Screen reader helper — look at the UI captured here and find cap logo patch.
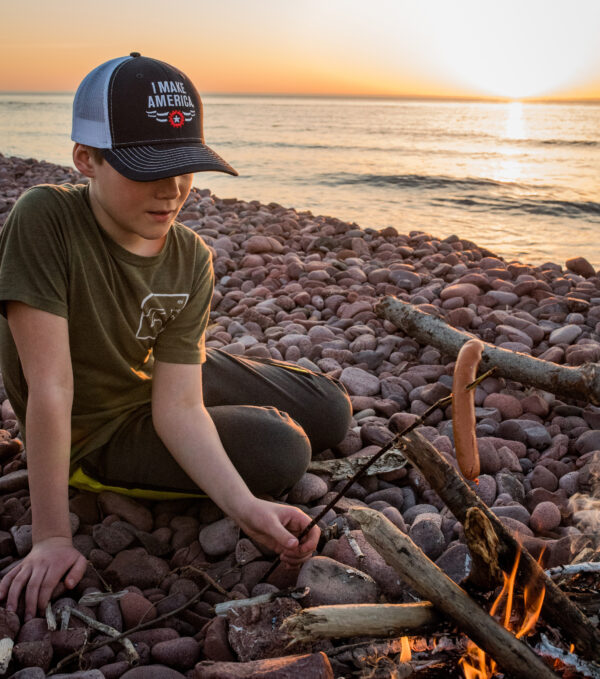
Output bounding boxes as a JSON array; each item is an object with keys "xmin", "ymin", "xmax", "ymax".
[{"xmin": 146, "ymin": 80, "xmax": 196, "ymax": 126}]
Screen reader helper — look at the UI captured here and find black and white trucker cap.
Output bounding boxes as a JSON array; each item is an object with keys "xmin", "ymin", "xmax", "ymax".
[{"xmin": 71, "ymin": 52, "xmax": 237, "ymax": 181}]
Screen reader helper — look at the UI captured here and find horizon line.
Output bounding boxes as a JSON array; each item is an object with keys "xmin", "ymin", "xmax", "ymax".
[{"xmin": 1, "ymin": 90, "xmax": 599, "ymax": 104}]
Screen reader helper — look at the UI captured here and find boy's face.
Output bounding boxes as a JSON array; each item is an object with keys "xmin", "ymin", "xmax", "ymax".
[{"xmin": 74, "ymin": 144, "xmax": 193, "ymax": 256}]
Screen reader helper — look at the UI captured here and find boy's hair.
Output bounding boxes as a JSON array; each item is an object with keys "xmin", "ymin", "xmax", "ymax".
[{"xmin": 84, "ymin": 146, "xmax": 104, "ymax": 164}]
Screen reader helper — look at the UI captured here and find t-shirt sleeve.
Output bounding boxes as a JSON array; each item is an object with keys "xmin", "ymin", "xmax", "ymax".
[
  {"xmin": 152, "ymin": 242, "xmax": 214, "ymax": 364},
  {"xmin": 0, "ymin": 186, "xmax": 69, "ymax": 319}
]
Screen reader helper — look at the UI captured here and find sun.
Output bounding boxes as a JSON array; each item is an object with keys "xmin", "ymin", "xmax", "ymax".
[{"xmin": 409, "ymin": 0, "xmax": 600, "ymax": 99}]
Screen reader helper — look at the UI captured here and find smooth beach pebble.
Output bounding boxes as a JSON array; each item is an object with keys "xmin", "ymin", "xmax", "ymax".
[{"xmin": 530, "ymin": 501, "xmax": 562, "ymax": 533}]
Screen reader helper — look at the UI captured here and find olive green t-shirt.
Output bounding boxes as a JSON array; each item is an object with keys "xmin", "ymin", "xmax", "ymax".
[{"xmin": 0, "ymin": 183, "xmax": 213, "ymax": 465}]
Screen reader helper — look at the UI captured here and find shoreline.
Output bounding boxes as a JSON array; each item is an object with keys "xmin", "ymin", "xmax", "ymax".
[{"xmin": 1, "ymin": 152, "xmax": 600, "ymax": 676}]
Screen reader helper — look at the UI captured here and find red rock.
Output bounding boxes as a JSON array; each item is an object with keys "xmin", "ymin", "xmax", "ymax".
[
  {"xmin": 13, "ymin": 637, "xmax": 53, "ymax": 672},
  {"xmin": 199, "ymin": 518, "xmax": 239, "ymax": 557},
  {"xmin": 98, "ymin": 595, "xmax": 124, "ymax": 632},
  {"xmin": 530, "ymin": 465, "xmax": 558, "ymax": 491},
  {"xmin": 120, "ymin": 666, "xmax": 187, "ymax": 678},
  {"xmin": 203, "ymin": 616, "xmax": 236, "ymax": 662},
  {"xmin": 566, "ymin": 256, "xmax": 595, "ymax": 278},
  {"xmin": 235, "ymin": 538, "xmax": 262, "ymax": 566},
  {"xmin": 193, "ymin": 652, "xmax": 334, "ymax": 678},
  {"xmin": 50, "ymin": 628, "xmax": 87, "ymax": 656},
  {"xmin": 333, "ymin": 530, "xmax": 405, "ymax": 599},
  {"xmin": 297, "ymin": 556, "xmax": 379, "ymax": 606},
  {"xmin": 127, "ymin": 628, "xmax": 180, "ymax": 646},
  {"xmin": 483, "ymin": 393, "xmax": 523, "ymax": 419},
  {"xmin": 119, "ymin": 592, "xmax": 157, "ymax": 628},
  {"xmin": 530, "ymin": 501, "xmax": 561, "ymax": 533},
  {"xmin": 0, "ymin": 606, "xmax": 20, "ymax": 639},
  {"xmin": 98, "ymin": 491, "xmax": 153, "ymax": 532},
  {"xmin": 287, "ymin": 473, "xmax": 328, "ymax": 504},
  {"xmin": 104, "ymin": 549, "xmax": 170, "ymax": 589},
  {"xmin": 92, "ymin": 522, "xmax": 135, "ymax": 554},
  {"xmin": 151, "ymin": 636, "xmax": 200, "ymax": 670},
  {"xmin": 98, "ymin": 661, "xmax": 131, "ymax": 679}
]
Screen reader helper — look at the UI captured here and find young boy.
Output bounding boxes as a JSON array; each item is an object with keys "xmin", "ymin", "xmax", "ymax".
[{"xmin": 0, "ymin": 53, "xmax": 351, "ymax": 620}]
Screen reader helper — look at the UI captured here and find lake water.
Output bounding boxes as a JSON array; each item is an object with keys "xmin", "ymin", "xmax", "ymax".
[{"xmin": 1, "ymin": 93, "xmax": 599, "ymax": 268}]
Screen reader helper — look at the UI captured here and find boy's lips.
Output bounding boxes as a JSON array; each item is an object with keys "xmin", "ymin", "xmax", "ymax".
[{"xmin": 147, "ymin": 209, "xmax": 174, "ymax": 222}]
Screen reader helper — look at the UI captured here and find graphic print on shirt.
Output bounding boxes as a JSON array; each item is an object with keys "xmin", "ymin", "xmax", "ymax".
[{"xmin": 136, "ymin": 292, "xmax": 189, "ymax": 340}]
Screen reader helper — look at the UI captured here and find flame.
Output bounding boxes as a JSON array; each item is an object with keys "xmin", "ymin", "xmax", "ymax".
[
  {"xmin": 460, "ymin": 547, "xmax": 546, "ymax": 678},
  {"xmin": 400, "ymin": 636, "xmax": 412, "ymax": 663}
]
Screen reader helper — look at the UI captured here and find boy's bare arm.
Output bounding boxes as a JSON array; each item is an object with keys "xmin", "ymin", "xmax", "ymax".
[
  {"xmin": 0, "ymin": 303, "xmax": 87, "ymax": 619},
  {"xmin": 152, "ymin": 360, "xmax": 319, "ymax": 566}
]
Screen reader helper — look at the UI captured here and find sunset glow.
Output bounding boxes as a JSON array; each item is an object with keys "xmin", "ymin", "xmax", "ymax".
[{"xmin": 1, "ymin": 0, "xmax": 599, "ymax": 99}]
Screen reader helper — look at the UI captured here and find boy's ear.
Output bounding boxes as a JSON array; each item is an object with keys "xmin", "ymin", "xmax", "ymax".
[{"xmin": 72, "ymin": 144, "xmax": 97, "ymax": 178}]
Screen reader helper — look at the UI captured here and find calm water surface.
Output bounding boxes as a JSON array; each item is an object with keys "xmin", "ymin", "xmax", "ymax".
[{"xmin": 1, "ymin": 93, "xmax": 599, "ymax": 268}]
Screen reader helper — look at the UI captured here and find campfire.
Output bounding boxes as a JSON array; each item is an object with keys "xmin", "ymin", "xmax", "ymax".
[{"xmin": 281, "ymin": 310, "xmax": 600, "ymax": 678}]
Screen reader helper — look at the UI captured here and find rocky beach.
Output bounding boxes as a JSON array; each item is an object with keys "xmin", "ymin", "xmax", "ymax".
[{"xmin": 0, "ymin": 152, "xmax": 599, "ymax": 678}]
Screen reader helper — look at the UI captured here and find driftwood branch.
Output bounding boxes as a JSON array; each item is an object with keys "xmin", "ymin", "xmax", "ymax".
[
  {"xmin": 349, "ymin": 507, "xmax": 559, "ymax": 679},
  {"xmin": 463, "ymin": 506, "xmax": 503, "ymax": 590},
  {"xmin": 68, "ymin": 608, "xmax": 138, "ymax": 664},
  {"xmin": 282, "ymin": 602, "xmax": 439, "ymax": 643},
  {"xmin": 401, "ymin": 429, "xmax": 600, "ymax": 661},
  {"xmin": 376, "ymin": 296, "xmax": 600, "ymax": 405}
]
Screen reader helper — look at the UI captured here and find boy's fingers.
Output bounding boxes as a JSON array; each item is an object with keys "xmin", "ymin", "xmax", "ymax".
[
  {"xmin": 65, "ymin": 554, "xmax": 88, "ymax": 590},
  {"xmin": 6, "ymin": 565, "xmax": 29, "ymax": 612}
]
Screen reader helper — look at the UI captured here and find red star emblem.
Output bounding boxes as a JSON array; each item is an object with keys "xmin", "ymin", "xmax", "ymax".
[{"xmin": 168, "ymin": 110, "xmax": 184, "ymax": 128}]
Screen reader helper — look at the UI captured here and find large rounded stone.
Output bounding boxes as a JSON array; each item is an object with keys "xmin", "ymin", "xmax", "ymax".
[
  {"xmin": 339, "ymin": 367, "xmax": 380, "ymax": 396},
  {"xmin": 297, "ymin": 556, "xmax": 379, "ymax": 606}
]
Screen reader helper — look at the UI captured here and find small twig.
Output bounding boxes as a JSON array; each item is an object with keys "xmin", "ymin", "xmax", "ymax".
[
  {"xmin": 68, "ymin": 608, "xmax": 139, "ymax": 664},
  {"xmin": 343, "ymin": 523, "xmax": 365, "ymax": 560},
  {"xmin": 60, "ymin": 608, "xmax": 71, "ymax": 631},
  {"xmin": 78, "ymin": 589, "xmax": 130, "ymax": 606},
  {"xmin": 261, "ymin": 368, "xmax": 496, "ymax": 581},
  {"xmin": 45, "ymin": 602, "xmax": 57, "ymax": 631},
  {"xmin": 546, "ymin": 562, "xmax": 600, "ymax": 580},
  {"xmin": 214, "ymin": 585, "xmax": 308, "ymax": 615},
  {"xmin": 177, "ymin": 565, "xmax": 235, "ymax": 598},
  {"xmin": 47, "ymin": 583, "xmax": 210, "ymax": 675}
]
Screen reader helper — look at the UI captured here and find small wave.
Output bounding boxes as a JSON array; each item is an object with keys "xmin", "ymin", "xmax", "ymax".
[
  {"xmin": 434, "ymin": 195, "xmax": 600, "ymax": 219},
  {"xmin": 319, "ymin": 172, "xmax": 532, "ymax": 192}
]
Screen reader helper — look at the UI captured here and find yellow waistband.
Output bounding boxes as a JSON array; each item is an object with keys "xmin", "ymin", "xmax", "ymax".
[{"xmin": 69, "ymin": 467, "xmax": 207, "ymax": 500}]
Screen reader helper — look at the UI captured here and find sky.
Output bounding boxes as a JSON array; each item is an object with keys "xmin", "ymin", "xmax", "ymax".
[{"xmin": 1, "ymin": 0, "xmax": 600, "ymax": 100}]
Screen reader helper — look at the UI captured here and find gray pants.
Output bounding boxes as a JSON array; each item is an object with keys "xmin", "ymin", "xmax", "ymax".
[{"xmin": 81, "ymin": 349, "xmax": 352, "ymax": 497}]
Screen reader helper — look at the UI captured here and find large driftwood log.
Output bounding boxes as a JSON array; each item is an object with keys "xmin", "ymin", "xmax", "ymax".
[
  {"xmin": 376, "ymin": 296, "xmax": 600, "ymax": 405},
  {"xmin": 349, "ymin": 507, "xmax": 559, "ymax": 679},
  {"xmin": 282, "ymin": 602, "xmax": 439, "ymax": 643},
  {"xmin": 401, "ymin": 429, "xmax": 600, "ymax": 661}
]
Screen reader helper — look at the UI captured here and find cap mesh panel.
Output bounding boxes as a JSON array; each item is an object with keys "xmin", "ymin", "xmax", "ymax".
[{"xmin": 71, "ymin": 56, "xmax": 131, "ymax": 147}]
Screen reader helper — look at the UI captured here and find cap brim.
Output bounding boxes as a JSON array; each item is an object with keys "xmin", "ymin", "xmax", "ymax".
[{"xmin": 102, "ymin": 143, "xmax": 238, "ymax": 181}]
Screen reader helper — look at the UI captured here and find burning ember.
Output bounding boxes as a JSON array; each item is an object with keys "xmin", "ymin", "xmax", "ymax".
[{"xmin": 460, "ymin": 548, "xmax": 546, "ymax": 678}]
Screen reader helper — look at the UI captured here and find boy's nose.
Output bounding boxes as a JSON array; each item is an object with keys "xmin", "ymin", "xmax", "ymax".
[{"xmin": 154, "ymin": 176, "xmax": 180, "ymax": 199}]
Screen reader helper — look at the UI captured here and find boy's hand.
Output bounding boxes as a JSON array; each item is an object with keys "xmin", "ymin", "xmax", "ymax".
[
  {"xmin": 232, "ymin": 498, "xmax": 320, "ymax": 569},
  {"xmin": 0, "ymin": 537, "xmax": 87, "ymax": 621}
]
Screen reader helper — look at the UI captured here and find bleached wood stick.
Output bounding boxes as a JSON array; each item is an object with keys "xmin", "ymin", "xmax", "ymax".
[
  {"xmin": 349, "ymin": 507, "xmax": 559, "ymax": 679},
  {"xmin": 282, "ymin": 602, "xmax": 439, "ymax": 642},
  {"xmin": 401, "ymin": 429, "xmax": 600, "ymax": 661},
  {"xmin": 545, "ymin": 562, "xmax": 600, "ymax": 580},
  {"xmin": 68, "ymin": 608, "xmax": 138, "ymax": 664},
  {"xmin": 0, "ymin": 638, "xmax": 14, "ymax": 675},
  {"xmin": 376, "ymin": 296, "xmax": 600, "ymax": 405}
]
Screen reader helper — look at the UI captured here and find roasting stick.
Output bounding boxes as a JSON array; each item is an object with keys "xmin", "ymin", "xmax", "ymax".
[{"xmin": 261, "ymin": 368, "xmax": 494, "ymax": 581}]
